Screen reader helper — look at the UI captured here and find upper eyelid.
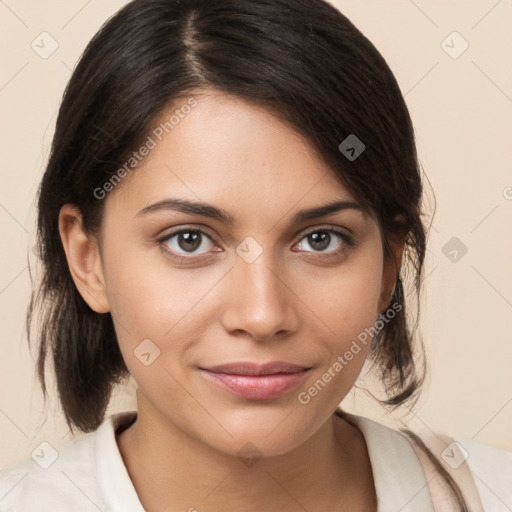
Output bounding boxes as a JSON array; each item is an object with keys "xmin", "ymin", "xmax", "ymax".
[{"xmin": 299, "ymin": 225, "xmax": 351, "ymax": 237}]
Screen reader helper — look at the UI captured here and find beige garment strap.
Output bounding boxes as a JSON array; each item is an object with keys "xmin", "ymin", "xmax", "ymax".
[{"xmin": 406, "ymin": 431, "xmax": 485, "ymax": 512}]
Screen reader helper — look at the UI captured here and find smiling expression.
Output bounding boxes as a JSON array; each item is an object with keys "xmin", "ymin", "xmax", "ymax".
[{"xmin": 63, "ymin": 89, "xmax": 400, "ymax": 457}]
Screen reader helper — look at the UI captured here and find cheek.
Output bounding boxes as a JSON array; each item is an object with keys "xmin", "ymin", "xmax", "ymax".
[
  {"xmin": 298, "ymin": 250, "xmax": 384, "ymax": 344},
  {"xmin": 334, "ymin": 271, "xmax": 383, "ymax": 348},
  {"xmin": 102, "ymin": 243, "xmax": 219, "ymax": 372},
  {"xmin": 103, "ymin": 238, "xmax": 195, "ymax": 331},
  {"xmin": 294, "ymin": 250, "xmax": 384, "ymax": 389},
  {"xmin": 102, "ymin": 255, "xmax": 200, "ymax": 410}
]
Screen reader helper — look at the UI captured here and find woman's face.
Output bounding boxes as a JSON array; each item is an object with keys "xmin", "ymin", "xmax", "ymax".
[{"xmin": 67, "ymin": 90, "xmax": 400, "ymax": 457}]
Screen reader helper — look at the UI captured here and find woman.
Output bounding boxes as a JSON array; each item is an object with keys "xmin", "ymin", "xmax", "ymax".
[{"xmin": 0, "ymin": 0, "xmax": 510, "ymax": 510}]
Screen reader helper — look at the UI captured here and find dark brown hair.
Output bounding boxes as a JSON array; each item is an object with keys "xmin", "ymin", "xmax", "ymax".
[{"xmin": 27, "ymin": 0, "xmax": 467, "ymax": 509}]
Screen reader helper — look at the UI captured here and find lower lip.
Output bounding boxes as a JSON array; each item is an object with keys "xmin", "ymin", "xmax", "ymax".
[{"xmin": 200, "ymin": 369, "xmax": 310, "ymax": 400}]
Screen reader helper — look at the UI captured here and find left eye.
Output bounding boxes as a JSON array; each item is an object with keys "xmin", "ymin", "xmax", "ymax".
[{"xmin": 295, "ymin": 229, "xmax": 348, "ymax": 254}]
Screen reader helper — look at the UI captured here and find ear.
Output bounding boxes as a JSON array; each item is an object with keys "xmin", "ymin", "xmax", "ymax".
[
  {"xmin": 378, "ymin": 215, "xmax": 408, "ymax": 315},
  {"xmin": 58, "ymin": 204, "xmax": 110, "ymax": 313}
]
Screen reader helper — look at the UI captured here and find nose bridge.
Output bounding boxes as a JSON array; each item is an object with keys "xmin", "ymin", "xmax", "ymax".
[{"xmin": 221, "ymin": 240, "xmax": 297, "ymax": 340}]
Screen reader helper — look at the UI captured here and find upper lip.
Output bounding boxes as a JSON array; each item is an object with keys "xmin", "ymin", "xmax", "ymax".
[{"xmin": 201, "ymin": 361, "xmax": 311, "ymax": 376}]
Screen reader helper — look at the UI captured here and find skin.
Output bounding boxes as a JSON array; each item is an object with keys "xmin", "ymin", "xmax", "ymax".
[{"xmin": 59, "ymin": 89, "xmax": 404, "ymax": 511}]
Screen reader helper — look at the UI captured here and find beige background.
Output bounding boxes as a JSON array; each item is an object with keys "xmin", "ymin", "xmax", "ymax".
[{"xmin": 1, "ymin": 0, "xmax": 511, "ymax": 469}]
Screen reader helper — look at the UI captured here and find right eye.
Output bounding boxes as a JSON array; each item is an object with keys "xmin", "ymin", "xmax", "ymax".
[{"xmin": 157, "ymin": 227, "xmax": 219, "ymax": 260}]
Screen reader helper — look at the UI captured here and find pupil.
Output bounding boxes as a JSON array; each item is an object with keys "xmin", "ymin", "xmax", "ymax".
[
  {"xmin": 179, "ymin": 232, "xmax": 201, "ymax": 252},
  {"xmin": 309, "ymin": 231, "xmax": 329, "ymax": 251}
]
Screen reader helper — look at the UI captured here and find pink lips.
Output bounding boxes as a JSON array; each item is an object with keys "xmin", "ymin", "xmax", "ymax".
[{"xmin": 199, "ymin": 361, "xmax": 311, "ymax": 400}]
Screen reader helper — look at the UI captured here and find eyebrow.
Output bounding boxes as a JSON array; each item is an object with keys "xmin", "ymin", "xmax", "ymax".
[{"xmin": 136, "ymin": 197, "xmax": 368, "ymax": 224}]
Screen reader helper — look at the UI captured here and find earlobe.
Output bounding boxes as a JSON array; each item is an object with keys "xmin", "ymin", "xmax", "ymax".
[{"xmin": 58, "ymin": 204, "xmax": 110, "ymax": 313}]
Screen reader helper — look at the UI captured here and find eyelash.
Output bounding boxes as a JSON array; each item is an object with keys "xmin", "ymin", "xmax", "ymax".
[{"xmin": 156, "ymin": 225, "xmax": 354, "ymax": 262}]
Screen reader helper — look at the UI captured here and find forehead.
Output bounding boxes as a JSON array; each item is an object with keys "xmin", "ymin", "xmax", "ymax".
[{"xmin": 103, "ymin": 90, "xmax": 362, "ymax": 223}]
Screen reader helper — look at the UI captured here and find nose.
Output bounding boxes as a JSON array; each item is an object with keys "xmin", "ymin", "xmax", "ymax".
[{"xmin": 220, "ymin": 252, "xmax": 299, "ymax": 342}]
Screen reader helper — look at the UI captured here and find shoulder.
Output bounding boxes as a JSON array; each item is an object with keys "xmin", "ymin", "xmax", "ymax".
[
  {"xmin": 341, "ymin": 411, "xmax": 512, "ymax": 512},
  {"xmin": 0, "ymin": 427, "xmax": 103, "ymax": 511},
  {"xmin": 456, "ymin": 437, "xmax": 512, "ymax": 510},
  {"xmin": 0, "ymin": 410, "xmax": 140, "ymax": 512},
  {"xmin": 340, "ymin": 412, "xmax": 437, "ymax": 511}
]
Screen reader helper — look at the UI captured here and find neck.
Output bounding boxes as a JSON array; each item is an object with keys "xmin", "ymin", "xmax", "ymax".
[{"xmin": 116, "ymin": 392, "xmax": 376, "ymax": 512}]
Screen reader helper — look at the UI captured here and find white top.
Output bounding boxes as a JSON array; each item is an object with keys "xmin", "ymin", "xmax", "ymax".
[{"xmin": 1, "ymin": 410, "xmax": 511, "ymax": 511}]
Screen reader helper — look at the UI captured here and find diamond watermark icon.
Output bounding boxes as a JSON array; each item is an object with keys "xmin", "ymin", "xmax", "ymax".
[
  {"xmin": 31, "ymin": 31, "xmax": 59, "ymax": 59},
  {"xmin": 236, "ymin": 236, "xmax": 263, "ymax": 264},
  {"xmin": 442, "ymin": 237, "xmax": 468, "ymax": 263},
  {"xmin": 134, "ymin": 338, "xmax": 161, "ymax": 366},
  {"xmin": 441, "ymin": 31, "xmax": 469, "ymax": 59},
  {"xmin": 339, "ymin": 134, "xmax": 365, "ymax": 161},
  {"xmin": 31, "ymin": 441, "xmax": 59, "ymax": 469},
  {"xmin": 237, "ymin": 441, "xmax": 262, "ymax": 468},
  {"xmin": 441, "ymin": 441, "xmax": 469, "ymax": 469}
]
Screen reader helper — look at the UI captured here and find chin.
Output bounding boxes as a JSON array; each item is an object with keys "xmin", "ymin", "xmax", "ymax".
[{"xmin": 196, "ymin": 407, "xmax": 314, "ymax": 458}]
